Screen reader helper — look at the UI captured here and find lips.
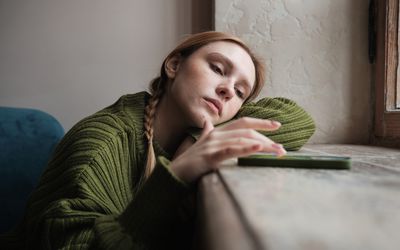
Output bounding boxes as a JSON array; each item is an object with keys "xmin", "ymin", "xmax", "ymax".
[{"xmin": 204, "ymin": 97, "xmax": 222, "ymax": 116}]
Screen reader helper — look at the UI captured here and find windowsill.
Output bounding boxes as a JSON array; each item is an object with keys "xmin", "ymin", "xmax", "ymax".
[{"xmin": 195, "ymin": 144, "xmax": 400, "ymax": 250}]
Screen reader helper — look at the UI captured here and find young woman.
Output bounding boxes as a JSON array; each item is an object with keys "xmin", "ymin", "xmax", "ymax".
[{"xmin": 1, "ymin": 31, "xmax": 315, "ymax": 249}]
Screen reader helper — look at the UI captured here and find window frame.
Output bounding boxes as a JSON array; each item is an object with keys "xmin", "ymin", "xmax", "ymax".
[{"xmin": 373, "ymin": 0, "xmax": 400, "ymax": 146}]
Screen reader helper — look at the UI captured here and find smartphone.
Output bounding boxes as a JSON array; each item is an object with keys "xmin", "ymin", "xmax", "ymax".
[{"xmin": 238, "ymin": 154, "xmax": 351, "ymax": 169}]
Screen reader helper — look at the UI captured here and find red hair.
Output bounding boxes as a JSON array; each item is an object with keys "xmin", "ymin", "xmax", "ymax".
[{"xmin": 144, "ymin": 31, "xmax": 265, "ymax": 177}]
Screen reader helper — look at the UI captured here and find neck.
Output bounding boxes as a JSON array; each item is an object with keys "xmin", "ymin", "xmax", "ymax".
[{"xmin": 153, "ymin": 93, "xmax": 188, "ymax": 155}]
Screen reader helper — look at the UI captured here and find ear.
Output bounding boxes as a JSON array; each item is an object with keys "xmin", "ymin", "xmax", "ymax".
[{"xmin": 164, "ymin": 54, "xmax": 181, "ymax": 79}]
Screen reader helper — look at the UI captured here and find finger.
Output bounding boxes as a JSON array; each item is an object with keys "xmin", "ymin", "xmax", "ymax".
[
  {"xmin": 206, "ymin": 128, "xmax": 272, "ymax": 143},
  {"xmin": 268, "ymin": 143, "xmax": 287, "ymax": 157},
  {"xmin": 209, "ymin": 142, "xmax": 287, "ymax": 164},
  {"xmin": 199, "ymin": 119, "xmax": 214, "ymax": 140},
  {"xmin": 210, "ymin": 143, "xmax": 263, "ymax": 164},
  {"xmin": 207, "ymin": 135, "xmax": 287, "ymax": 157},
  {"xmin": 207, "ymin": 136, "xmax": 264, "ymax": 149},
  {"xmin": 217, "ymin": 117, "xmax": 281, "ymax": 132}
]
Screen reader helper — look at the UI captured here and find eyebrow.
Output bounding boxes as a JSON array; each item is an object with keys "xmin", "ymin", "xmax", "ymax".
[{"xmin": 207, "ymin": 52, "xmax": 252, "ymax": 92}]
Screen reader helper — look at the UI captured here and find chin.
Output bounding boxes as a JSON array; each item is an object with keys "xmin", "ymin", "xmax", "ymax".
[{"xmin": 191, "ymin": 111, "xmax": 216, "ymax": 128}]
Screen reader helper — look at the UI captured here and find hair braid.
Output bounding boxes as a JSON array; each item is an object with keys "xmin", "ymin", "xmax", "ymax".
[{"xmin": 143, "ymin": 78, "xmax": 164, "ymax": 178}]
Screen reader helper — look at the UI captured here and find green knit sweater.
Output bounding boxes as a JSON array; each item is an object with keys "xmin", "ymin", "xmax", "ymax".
[{"xmin": 1, "ymin": 92, "xmax": 315, "ymax": 249}]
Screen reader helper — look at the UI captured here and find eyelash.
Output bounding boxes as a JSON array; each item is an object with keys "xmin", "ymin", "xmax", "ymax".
[
  {"xmin": 211, "ymin": 64, "xmax": 224, "ymax": 76},
  {"xmin": 211, "ymin": 63, "xmax": 245, "ymax": 99},
  {"xmin": 235, "ymin": 88, "xmax": 245, "ymax": 99}
]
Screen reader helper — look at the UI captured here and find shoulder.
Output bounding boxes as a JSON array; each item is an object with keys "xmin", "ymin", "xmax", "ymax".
[
  {"xmin": 53, "ymin": 92, "xmax": 151, "ymax": 161},
  {"xmin": 100, "ymin": 91, "xmax": 150, "ymax": 130}
]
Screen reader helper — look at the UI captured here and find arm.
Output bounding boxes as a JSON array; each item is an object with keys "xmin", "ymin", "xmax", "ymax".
[
  {"xmin": 236, "ymin": 97, "xmax": 315, "ymax": 150},
  {"xmin": 20, "ymin": 114, "xmax": 190, "ymax": 249},
  {"xmin": 183, "ymin": 97, "xmax": 315, "ymax": 153}
]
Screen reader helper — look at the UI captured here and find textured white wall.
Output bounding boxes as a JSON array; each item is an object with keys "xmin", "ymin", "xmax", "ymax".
[
  {"xmin": 0, "ymin": 0, "xmax": 191, "ymax": 131},
  {"xmin": 215, "ymin": 0, "xmax": 371, "ymax": 143}
]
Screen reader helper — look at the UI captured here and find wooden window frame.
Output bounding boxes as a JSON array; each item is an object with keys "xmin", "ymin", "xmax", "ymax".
[
  {"xmin": 192, "ymin": 0, "xmax": 214, "ymax": 33},
  {"xmin": 373, "ymin": 0, "xmax": 400, "ymax": 147}
]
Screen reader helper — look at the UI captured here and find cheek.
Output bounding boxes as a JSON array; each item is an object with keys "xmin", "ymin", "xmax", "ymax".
[
  {"xmin": 184, "ymin": 61, "xmax": 215, "ymax": 86},
  {"xmin": 223, "ymin": 101, "xmax": 243, "ymax": 120}
]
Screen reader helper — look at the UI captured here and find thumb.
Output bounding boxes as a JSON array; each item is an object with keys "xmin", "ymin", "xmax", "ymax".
[{"xmin": 199, "ymin": 119, "xmax": 214, "ymax": 140}]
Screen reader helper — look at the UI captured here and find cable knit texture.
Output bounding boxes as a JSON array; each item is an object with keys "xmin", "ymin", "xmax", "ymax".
[
  {"xmin": 236, "ymin": 97, "xmax": 315, "ymax": 150},
  {"xmin": 0, "ymin": 92, "xmax": 315, "ymax": 249}
]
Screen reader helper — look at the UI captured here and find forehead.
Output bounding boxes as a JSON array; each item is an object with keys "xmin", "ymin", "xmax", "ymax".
[{"xmin": 193, "ymin": 41, "xmax": 256, "ymax": 87}]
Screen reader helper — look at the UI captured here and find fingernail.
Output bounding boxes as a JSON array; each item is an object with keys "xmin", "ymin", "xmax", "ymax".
[
  {"xmin": 271, "ymin": 120, "xmax": 281, "ymax": 126},
  {"xmin": 272, "ymin": 143, "xmax": 283, "ymax": 149}
]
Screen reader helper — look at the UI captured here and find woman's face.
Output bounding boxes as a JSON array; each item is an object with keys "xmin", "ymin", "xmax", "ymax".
[{"xmin": 166, "ymin": 41, "xmax": 256, "ymax": 128}]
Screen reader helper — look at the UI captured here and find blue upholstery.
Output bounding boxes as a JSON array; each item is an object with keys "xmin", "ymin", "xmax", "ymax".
[{"xmin": 0, "ymin": 107, "xmax": 64, "ymax": 233}]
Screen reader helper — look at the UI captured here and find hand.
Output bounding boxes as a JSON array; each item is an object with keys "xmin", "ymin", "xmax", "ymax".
[
  {"xmin": 169, "ymin": 117, "xmax": 286, "ymax": 183},
  {"xmin": 172, "ymin": 136, "xmax": 196, "ymax": 160}
]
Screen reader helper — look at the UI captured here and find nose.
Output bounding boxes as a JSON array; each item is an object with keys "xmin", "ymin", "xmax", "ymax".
[{"xmin": 216, "ymin": 82, "xmax": 234, "ymax": 101}]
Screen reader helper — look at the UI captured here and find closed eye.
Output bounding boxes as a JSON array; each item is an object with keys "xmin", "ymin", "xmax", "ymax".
[
  {"xmin": 235, "ymin": 88, "xmax": 244, "ymax": 99},
  {"xmin": 210, "ymin": 63, "xmax": 224, "ymax": 76}
]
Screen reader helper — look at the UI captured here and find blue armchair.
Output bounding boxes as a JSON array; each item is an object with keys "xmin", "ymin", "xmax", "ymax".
[{"xmin": 0, "ymin": 107, "xmax": 64, "ymax": 233}]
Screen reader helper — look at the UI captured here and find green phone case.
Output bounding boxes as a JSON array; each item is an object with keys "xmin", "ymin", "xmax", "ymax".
[{"xmin": 238, "ymin": 154, "xmax": 351, "ymax": 169}]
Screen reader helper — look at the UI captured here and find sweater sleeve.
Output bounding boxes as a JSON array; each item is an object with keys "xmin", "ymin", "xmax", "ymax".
[
  {"xmin": 18, "ymin": 114, "xmax": 190, "ymax": 249},
  {"xmin": 235, "ymin": 97, "xmax": 315, "ymax": 150},
  {"xmin": 186, "ymin": 97, "xmax": 315, "ymax": 151}
]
